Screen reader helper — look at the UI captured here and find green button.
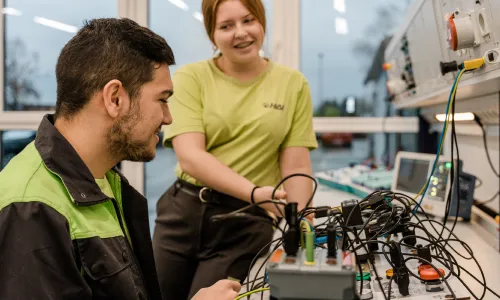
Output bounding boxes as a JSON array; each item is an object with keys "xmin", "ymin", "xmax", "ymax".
[{"xmin": 356, "ymin": 272, "xmax": 371, "ymax": 281}]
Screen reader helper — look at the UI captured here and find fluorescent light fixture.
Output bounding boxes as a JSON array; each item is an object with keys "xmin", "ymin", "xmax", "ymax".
[
  {"xmin": 33, "ymin": 16, "xmax": 78, "ymax": 33},
  {"xmin": 193, "ymin": 11, "xmax": 203, "ymax": 22},
  {"xmin": 435, "ymin": 112, "xmax": 475, "ymax": 122},
  {"xmin": 333, "ymin": 0, "xmax": 346, "ymax": 13},
  {"xmin": 168, "ymin": 0, "xmax": 189, "ymax": 11},
  {"xmin": 2, "ymin": 7, "xmax": 22, "ymax": 16},
  {"xmin": 335, "ymin": 17, "xmax": 348, "ymax": 35}
]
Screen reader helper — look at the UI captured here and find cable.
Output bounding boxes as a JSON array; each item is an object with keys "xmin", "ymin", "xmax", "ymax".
[
  {"xmin": 271, "ymin": 173, "xmax": 318, "ymax": 222},
  {"xmin": 245, "ymin": 237, "xmax": 283, "ymax": 295},
  {"xmin": 439, "ymin": 88, "xmax": 461, "ymax": 251},
  {"xmin": 234, "ymin": 288, "xmax": 270, "ymax": 300},
  {"xmin": 348, "ymin": 191, "xmax": 500, "ymax": 299},
  {"xmin": 412, "ymin": 67, "xmax": 465, "ymax": 215},
  {"xmin": 217, "ymin": 167, "xmax": 498, "ymax": 299},
  {"xmin": 474, "ymin": 115, "xmax": 499, "ymax": 177}
]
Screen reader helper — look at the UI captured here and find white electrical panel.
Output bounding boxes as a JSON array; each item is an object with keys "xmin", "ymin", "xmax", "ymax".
[{"xmin": 384, "ymin": 0, "xmax": 500, "ymax": 109}]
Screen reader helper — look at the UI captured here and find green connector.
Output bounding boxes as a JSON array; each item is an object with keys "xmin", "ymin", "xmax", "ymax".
[
  {"xmin": 305, "ymin": 231, "xmax": 315, "ymax": 264},
  {"xmin": 356, "ymin": 272, "xmax": 371, "ymax": 281}
]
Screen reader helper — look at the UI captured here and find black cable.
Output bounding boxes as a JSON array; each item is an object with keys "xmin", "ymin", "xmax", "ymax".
[
  {"xmin": 345, "ymin": 232, "xmax": 391, "ymax": 300},
  {"xmin": 271, "ymin": 173, "xmax": 318, "ymax": 222},
  {"xmin": 397, "ymin": 229, "xmax": 495, "ymax": 299},
  {"xmin": 242, "ymin": 276, "xmax": 265, "ymax": 287},
  {"xmin": 350, "ymin": 249, "xmax": 364, "ymax": 296},
  {"xmin": 474, "ymin": 115, "xmax": 499, "ymax": 177},
  {"xmin": 397, "ymin": 236, "xmax": 454, "ymax": 281},
  {"xmin": 245, "ymin": 237, "xmax": 282, "ymax": 297},
  {"xmin": 412, "ymin": 219, "xmax": 473, "ymax": 260},
  {"xmin": 350, "ymin": 203, "xmax": 497, "ymax": 299},
  {"xmin": 432, "ymin": 255, "xmax": 500, "ymax": 299},
  {"xmin": 345, "ymin": 204, "xmax": 398, "ymax": 250},
  {"xmin": 439, "ymin": 97, "xmax": 461, "ymax": 254},
  {"xmin": 368, "ymin": 259, "xmax": 388, "ymax": 300},
  {"xmin": 398, "ymin": 194, "xmax": 465, "ymax": 256}
]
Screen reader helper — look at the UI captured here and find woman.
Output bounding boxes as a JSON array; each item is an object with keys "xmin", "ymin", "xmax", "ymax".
[{"xmin": 153, "ymin": 0, "xmax": 318, "ymax": 299}]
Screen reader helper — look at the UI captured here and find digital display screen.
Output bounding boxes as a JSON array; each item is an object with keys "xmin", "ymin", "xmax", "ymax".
[{"xmin": 396, "ymin": 158, "xmax": 430, "ymax": 194}]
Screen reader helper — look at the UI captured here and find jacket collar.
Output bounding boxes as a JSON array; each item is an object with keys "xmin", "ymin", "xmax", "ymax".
[{"xmin": 35, "ymin": 114, "xmax": 119, "ymax": 206}]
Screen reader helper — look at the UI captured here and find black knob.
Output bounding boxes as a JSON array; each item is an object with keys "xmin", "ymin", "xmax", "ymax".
[
  {"xmin": 440, "ymin": 61, "xmax": 459, "ymax": 76},
  {"xmin": 327, "ymin": 225, "xmax": 337, "ymax": 258}
]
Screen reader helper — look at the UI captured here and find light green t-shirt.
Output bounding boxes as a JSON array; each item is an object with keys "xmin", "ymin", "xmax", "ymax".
[
  {"xmin": 95, "ymin": 177, "xmax": 131, "ymax": 246},
  {"xmin": 163, "ymin": 58, "xmax": 318, "ymax": 187},
  {"xmin": 95, "ymin": 177, "xmax": 115, "ymax": 200}
]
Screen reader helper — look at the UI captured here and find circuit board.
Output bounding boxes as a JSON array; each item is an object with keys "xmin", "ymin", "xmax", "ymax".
[{"xmin": 370, "ymin": 251, "xmax": 471, "ymax": 300}]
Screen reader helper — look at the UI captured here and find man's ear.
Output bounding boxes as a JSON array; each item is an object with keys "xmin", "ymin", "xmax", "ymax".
[{"xmin": 102, "ymin": 79, "xmax": 129, "ymax": 118}]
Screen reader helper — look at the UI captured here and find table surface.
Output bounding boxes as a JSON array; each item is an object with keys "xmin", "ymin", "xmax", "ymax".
[{"xmin": 245, "ymin": 186, "xmax": 500, "ymax": 300}]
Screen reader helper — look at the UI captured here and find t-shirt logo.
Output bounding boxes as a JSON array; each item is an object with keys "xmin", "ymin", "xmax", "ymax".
[{"xmin": 263, "ymin": 103, "xmax": 284, "ymax": 110}]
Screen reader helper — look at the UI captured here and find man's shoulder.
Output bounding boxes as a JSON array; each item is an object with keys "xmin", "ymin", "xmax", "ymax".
[{"xmin": 0, "ymin": 143, "xmax": 69, "ymax": 211}]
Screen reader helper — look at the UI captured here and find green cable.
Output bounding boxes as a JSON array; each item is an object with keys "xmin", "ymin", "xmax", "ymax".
[{"xmin": 234, "ymin": 288, "xmax": 270, "ymax": 300}]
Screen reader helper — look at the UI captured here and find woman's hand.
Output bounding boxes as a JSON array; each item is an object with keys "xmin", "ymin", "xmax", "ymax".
[{"xmin": 252, "ymin": 186, "xmax": 287, "ymax": 217}]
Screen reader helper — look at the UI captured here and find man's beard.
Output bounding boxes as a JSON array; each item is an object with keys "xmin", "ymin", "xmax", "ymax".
[{"xmin": 107, "ymin": 105, "xmax": 155, "ymax": 162}]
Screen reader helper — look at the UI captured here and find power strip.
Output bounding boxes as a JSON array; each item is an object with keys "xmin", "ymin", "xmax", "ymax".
[
  {"xmin": 266, "ymin": 243, "xmax": 471, "ymax": 300},
  {"xmin": 266, "ymin": 248, "xmax": 358, "ymax": 300}
]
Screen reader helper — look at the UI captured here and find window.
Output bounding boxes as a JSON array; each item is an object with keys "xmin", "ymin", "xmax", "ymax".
[
  {"xmin": 312, "ymin": 133, "xmax": 373, "ymax": 172},
  {"xmin": 3, "ymin": 0, "xmax": 117, "ymax": 111},
  {"xmin": 146, "ymin": 0, "xmax": 274, "ymax": 232},
  {"xmin": 1, "ymin": 130, "xmax": 36, "ymax": 168},
  {"xmin": 301, "ymin": 0, "xmax": 415, "ymax": 173}
]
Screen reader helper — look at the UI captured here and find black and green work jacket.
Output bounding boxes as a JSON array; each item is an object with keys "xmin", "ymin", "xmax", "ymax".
[{"xmin": 0, "ymin": 114, "xmax": 162, "ymax": 300}]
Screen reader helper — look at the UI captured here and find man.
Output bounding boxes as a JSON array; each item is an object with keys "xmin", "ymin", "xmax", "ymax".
[{"xmin": 0, "ymin": 18, "xmax": 240, "ymax": 300}]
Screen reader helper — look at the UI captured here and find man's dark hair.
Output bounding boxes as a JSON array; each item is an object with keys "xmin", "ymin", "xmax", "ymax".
[{"xmin": 55, "ymin": 18, "xmax": 175, "ymax": 119}]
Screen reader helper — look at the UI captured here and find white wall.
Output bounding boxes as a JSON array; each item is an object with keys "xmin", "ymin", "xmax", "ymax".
[{"xmin": 456, "ymin": 134, "xmax": 499, "ymax": 213}]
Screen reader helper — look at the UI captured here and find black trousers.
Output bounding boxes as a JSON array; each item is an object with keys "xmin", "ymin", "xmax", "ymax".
[{"xmin": 152, "ymin": 179, "xmax": 274, "ymax": 300}]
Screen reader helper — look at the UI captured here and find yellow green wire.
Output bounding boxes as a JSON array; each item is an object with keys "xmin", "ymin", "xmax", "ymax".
[
  {"xmin": 413, "ymin": 68, "xmax": 465, "ymax": 201},
  {"xmin": 234, "ymin": 287, "xmax": 270, "ymax": 300},
  {"xmin": 299, "ymin": 219, "xmax": 313, "ymax": 248}
]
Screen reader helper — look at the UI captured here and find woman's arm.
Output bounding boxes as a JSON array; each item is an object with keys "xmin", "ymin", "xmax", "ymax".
[
  {"xmin": 279, "ymin": 146, "xmax": 314, "ymax": 214},
  {"xmin": 172, "ymin": 133, "xmax": 286, "ymax": 211},
  {"xmin": 173, "ymin": 132, "xmax": 255, "ymax": 202}
]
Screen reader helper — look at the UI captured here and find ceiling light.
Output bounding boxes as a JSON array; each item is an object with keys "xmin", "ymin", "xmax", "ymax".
[
  {"xmin": 2, "ymin": 7, "xmax": 22, "ymax": 16},
  {"xmin": 333, "ymin": 0, "xmax": 346, "ymax": 13},
  {"xmin": 193, "ymin": 11, "xmax": 203, "ymax": 22},
  {"xmin": 435, "ymin": 112, "xmax": 475, "ymax": 122},
  {"xmin": 33, "ymin": 17, "xmax": 78, "ymax": 33},
  {"xmin": 335, "ymin": 17, "xmax": 348, "ymax": 35},
  {"xmin": 168, "ymin": 0, "xmax": 189, "ymax": 11}
]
